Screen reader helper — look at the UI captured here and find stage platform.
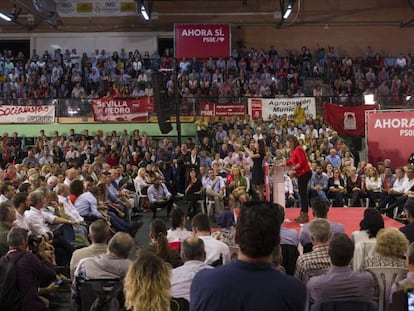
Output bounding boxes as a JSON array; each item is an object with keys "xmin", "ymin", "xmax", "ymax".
[{"xmin": 284, "ymin": 208, "xmax": 404, "ymax": 236}]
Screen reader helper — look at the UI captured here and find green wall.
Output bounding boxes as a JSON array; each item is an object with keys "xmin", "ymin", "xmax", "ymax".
[{"xmin": 2, "ymin": 123, "xmax": 196, "ymax": 140}]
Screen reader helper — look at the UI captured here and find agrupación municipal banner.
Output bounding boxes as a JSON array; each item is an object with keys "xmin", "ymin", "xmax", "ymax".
[
  {"xmin": 247, "ymin": 97, "xmax": 316, "ymax": 120},
  {"xmin": 0, "ymin": 105, "xmax": 55, "ymax": 123}
]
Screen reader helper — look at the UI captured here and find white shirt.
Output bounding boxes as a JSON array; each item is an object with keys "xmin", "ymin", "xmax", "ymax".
[
  {"xmin": 0, "ymin": 195, "xmax": 9, "ymax": 203},
  {"xmin": 171, "ymin": 260, "xmax": 214, "ymax": 301},
  {"xmin": 58, "ymin": 195, "xmax": 84, "ymax": 223},
  {"xmin": 25, "ymin": 206, "xmax": 56, "ymax": 237},
  {"xmin": 12, "ymin": 211, "xmax": 30, "ymax": 232},
  {"xmin": 199, "ymin": 235, "xmax": 231, "ymax": 265},
  {"xmin": 167, "ymin": 228, "xmax": 193, "ymax": 243}
]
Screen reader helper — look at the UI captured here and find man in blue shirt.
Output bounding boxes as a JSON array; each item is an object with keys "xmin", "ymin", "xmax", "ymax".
[{"xmin": 190, "ymin": 201, "xmax": 307, "ymax": 311}]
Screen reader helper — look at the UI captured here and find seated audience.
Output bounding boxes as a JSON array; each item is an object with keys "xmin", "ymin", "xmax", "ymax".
[
  {"xmin": 167, "ymin": 207, "xmax": 193, "ymax": 243},
  {"xmin": 190, "ymin": 201, "xmax": 306, "ymax": 311},
  {"xmin": 0, "ymin": 202, "xmax": 15, "ymax": 256},
  {"xmin": 191, "ymin": 213, "xmax": 231, "ymax": 266},
  {"xmin": 307, "ymin": 233, "xmax": 375, "ymax": 304},
  {"xmin": 147, "ymin": 218, "xmax": 183, "ymax": 268},
  {"xmin": 69, "ymin": 219, "xmax": 110, "ymax": 280},
  {"xmin": 400, "ymin": 200, "xmax": 414, "ymax": 243},
  {"xmin": 351, "ymin": 208, "xmax": 384, "ymax": 271},
  {"xmin": 299, "ymin": 197, "xmax": 345, "ymax": 252},
  {"xmin": 362, "ymin": 227, "xmax": 408, "ymax": 270},
  {"xmin": 295, "ymin": 218, "xmax": 331, "ymax": 282},
  {"xmin": 170, "ymin": 236, "xmax": 213, "ymax": 302}
]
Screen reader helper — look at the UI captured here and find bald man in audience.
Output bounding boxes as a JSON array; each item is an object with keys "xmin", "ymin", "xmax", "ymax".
[{"xmin": 171, "ymin": 236, "xmax": 213, "ymax": 301}]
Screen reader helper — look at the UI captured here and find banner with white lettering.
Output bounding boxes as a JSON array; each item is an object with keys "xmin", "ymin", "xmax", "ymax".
[
  {"xmin": 247, "ymin": 97, "xmax": 316, "ymax": 120},
  {"xmin": 56, "ymin": 0, "xmax": 137, "ymax": 17},
  {"xmin": 200, "ymin": 102, "xmax": 245, "ymax": 117},
  {"xmin": 174, "ymin": 24, "xmax": 230, "ymax": 58},
  {"xmin": 0, "ymin": 105, "xmax": 55, "ymax": 123},
  {"xmin": 367, "ymin": 110, "xmax": 414, "ymax": 167},
  {"xmin": 91, "ymin": 98, "xmax": 152, "ymax": 122}
]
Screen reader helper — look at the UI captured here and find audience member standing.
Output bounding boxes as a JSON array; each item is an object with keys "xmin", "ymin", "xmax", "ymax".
[{"xmin": 244, "ymin": 139, "xmax": 266, "ymax": 200}]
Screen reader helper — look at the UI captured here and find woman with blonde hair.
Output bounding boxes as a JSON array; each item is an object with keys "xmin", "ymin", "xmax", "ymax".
[
  {"xmin": 362, "ymin": 227, "xmax": 408, "ymax": 270},
  {"xmin": 124, "ymin": 250, "xmax": 172, "ymax": 311},
  {"xmin": 365, "ymin": 166, "xmax": 381, "ymax": 208}
]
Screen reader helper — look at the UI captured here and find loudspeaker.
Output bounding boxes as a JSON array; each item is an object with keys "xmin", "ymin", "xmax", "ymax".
[{"xmin": 151, "ymin": 72, "xmax": 172, "ymax": 134}]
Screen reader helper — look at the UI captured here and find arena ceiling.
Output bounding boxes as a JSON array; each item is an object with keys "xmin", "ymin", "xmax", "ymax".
[{"xmin": 0, "ymin": 0, "xmax": 412, "ymax": 33}]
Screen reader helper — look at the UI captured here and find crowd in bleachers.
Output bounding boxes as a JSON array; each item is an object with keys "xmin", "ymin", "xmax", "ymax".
[
  {"xmin": 0, "ymin": 45, "xmax": 413, "ymax": 106},
  {"xmin": 1, "ymin": 45, "xmax": 414, "ymax": 310}
]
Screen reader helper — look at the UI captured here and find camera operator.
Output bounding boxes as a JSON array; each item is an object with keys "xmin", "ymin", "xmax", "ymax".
[{"xmin": 3, "ymin": 227, "xmax": 56, "ymax": 311}]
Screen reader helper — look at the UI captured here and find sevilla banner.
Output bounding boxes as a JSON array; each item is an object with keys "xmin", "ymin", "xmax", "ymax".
[
  {"xmin": 247, "ymin": 97, "xmax": 316, "ymax": 120},
  {"xmin": 367, "ymin": 110, "xmax": 414, "ymax": 167},
  {"xmin": 324, "ymin": 103, "xmax": 373, "ymax": 137},
  {"xmin": 91, "ymin": 98, "xmax": 152, "ymax": 122},
  {"xmin": 0, "ymin": 105, "xmax": 55, "ymax": 123},
  {"xmin": 174, "ymin": 24, "xmax": 230, "ymax": 58},
  {"xmin": 200, "ymin": 102, "xmax": 245, "ymax": 117}
]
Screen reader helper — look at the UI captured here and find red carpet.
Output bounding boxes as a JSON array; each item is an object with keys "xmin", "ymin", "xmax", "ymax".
[{"xmin": 284, "ymin": 208, "xmax": 404, "ymax": 236}]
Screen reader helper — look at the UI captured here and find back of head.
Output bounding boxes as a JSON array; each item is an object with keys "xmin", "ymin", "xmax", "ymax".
[
  {"xmin": 359, "ymin": 208, "xmax": 384, "ymax": 238},
  {"xmin": 89, "ymin": 219, "xmax": 110, "ymax": 244},
  {"xmin": 29, "ymin": 189, "xmax": 45, "ymax": 207},
  {"xmin": 311, "ymin": 197, "xmax": 328, "ymax": 218},
  {"xmin": 328, "ymin": 233, "xmax": 354, "ymax": 266},
  {"xmin": 0, "ymin": 202, "xmax": 14, "ymax": 222},
  {"xmin": 236, "ymin": 201, "xmax": 282, "ymax": 259},
  {"xmin": 181, "ymin": 237, "xmax": 205, "ymax": 261},
  {"xmin": 13, "ymin": 192, "xmax": 28, "ymax": 209},
  {"xmin": 309, "ymin": 218, "xmax": 331, "ymax": 244},
  {"xmin": 375, "ymin": 227, "xmax": 408, "ymax": 258},
  {"xmin": 124, "ymin": 250, "xmax": 170, "ymax": 311},
  {"xmin": 404, "ymin": 200, "xmax": 414, "ymax": 220},
  {"xmin": 7, "ymin": 227, "xmax": 28, "ymax": 248},
  {"xmin": 407, "ymin": 243, "xmax": 414, "ymax": 265},
  {"xmin": 191, "ymin": 213, "xmax": 211, "ymax": 233},
  {"xmin": 107, "ymin": 232, "xmax": 133, "ymax": 258},
  {"xmin": 70, "ymin": 179, "xmax": 84, "ymax": 196},
  {"xmin": 170, "ymin": 207, "xmax": 184, "ymax": 230},
  {"xmin": 150, "ymin": 219, "xmax": 171, "ymax": 263}
]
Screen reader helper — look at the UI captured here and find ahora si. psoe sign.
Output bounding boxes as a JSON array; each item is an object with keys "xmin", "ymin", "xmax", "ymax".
[
  {"xmin": 0, "ymin": 105, "xmax": 55, "ymax": 123},
  {"xmin": 247, "ymin": 97, "xmax": 316, "ymax": 120},
  {"xmin": 174, "ymin": 24, "xmax": 230, "ymax": 58},
  {"xmin": 366, "ymin": 110, "xmax": 414, "ymax": 167}
]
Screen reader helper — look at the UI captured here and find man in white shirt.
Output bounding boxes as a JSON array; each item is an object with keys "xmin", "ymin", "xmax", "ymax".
[
  {"xmin": 12, "ymin": 192, "xmax": 30, "ymax": 232},
  {"xmin": 202, "ymin": 168, "xmax": 226, "ymax": 213},
  {"xmin": 191, "ymin": 213, "xmax": 231, "ymax": 266},
  {"xmin": 171, "ymin": 236, "xmax": 213, "ymax": 301},
  {"xmin": 0, "ymin": 184, "xmax": 15, "ymax": 203}
]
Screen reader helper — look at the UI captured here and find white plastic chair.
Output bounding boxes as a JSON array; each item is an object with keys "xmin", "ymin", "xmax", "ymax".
[{"xmin": 367, "ymin": 267, "xmax": 408, "ymax": 311}]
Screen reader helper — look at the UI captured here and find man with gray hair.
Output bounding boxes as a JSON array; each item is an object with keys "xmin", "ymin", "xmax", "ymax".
[
  {"xmin": 74, "ymin": 231, "xmax": 133, "ymax": 280},
  {"xmin": 295, "ymin": 218, "xmax": 331, "ymax": 281},
  {"xmin": 171, "ymin": 237, "xmax": 213, "ymax": 301},
  {"xmin": 72, "ymin": 232, "xmax": 133, "ymax": 309}
]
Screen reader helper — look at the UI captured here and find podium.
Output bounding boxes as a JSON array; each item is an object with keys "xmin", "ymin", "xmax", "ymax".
[{"xmin": 272, "ymin": 165, "xmax": 285, "ymax": 207}]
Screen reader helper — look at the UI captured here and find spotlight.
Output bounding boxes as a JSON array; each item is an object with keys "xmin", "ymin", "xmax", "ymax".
[
  {"xmin": 283, "ymin": 4, "xmax": 292, "ymax": 19},
  {"xmin": 0, "ymin": 12, "xmax": 12, "ymax": 22},
  {"xmin": 141, "ymin": 5, "xmax": 149, "ymax": 20}
]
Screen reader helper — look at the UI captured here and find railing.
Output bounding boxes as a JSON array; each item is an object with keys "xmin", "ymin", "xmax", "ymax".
[{"xmin": 0, "ymin": 95, "xmax": 410, "ymax": 122}]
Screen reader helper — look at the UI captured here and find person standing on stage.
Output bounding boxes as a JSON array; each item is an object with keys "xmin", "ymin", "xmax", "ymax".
[
  {"xmin": 282, "ymin": 135, "xmax": 312, "ymax": 223},
  {"xmin": 244, "ymin": 139, "xmax": 266, "ymax": 201}
]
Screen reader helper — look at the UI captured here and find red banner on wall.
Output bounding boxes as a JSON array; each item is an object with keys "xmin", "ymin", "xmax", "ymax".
[
  {"xmin": 91, "ymin": 98, "xmax": 153, "ymax": 122},
  {"xmin": 200, "ymin": 102, "xmax": 245, "ymax": 117},
  {"xmin": 174, "ymin": 24, "xmax": 230, "ymax": 58},
  {"xmin": 324, "ymin": 103, "xmax": 373, "ymax": 137},
  {"xmin": 367, "ymin": 110, "xmax": 414, "ymax": 167}
]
